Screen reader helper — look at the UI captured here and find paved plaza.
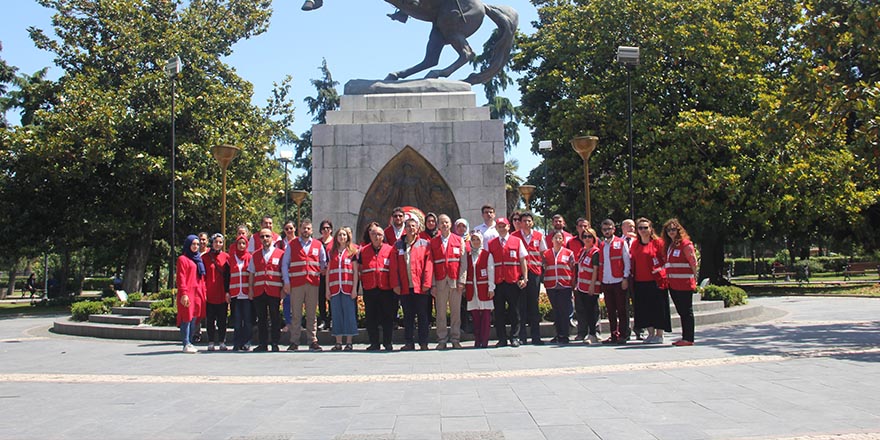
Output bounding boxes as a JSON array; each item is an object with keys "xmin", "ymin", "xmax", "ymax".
[{"xmin": 0, "ymin": 296, "xmax": 878, "ymax": 440}]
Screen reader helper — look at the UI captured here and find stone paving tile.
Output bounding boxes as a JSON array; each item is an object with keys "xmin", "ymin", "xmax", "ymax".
[
  {"xmin": 345, "ymin": 413, "xmax": 397, "ymax": 432},
  {"xmin": 528, "ymin": 409, "xmax": 587, "ymax": 427},
  {"xmin": 585, "ymin": 417, "xmax": 659, "ymax": 440},
  {"xmin": 500, "ymin": 428, "xmax": 548, "ymax": 440},
  {"xmin": 439, "ymin": 416, "xmax": 491, "ymax": 432},
  {"xmin": 643, "ymin": 423, "xmax": 710, "ymax": 440},
  {"xmin": 393, "ymin": 415, "xmax": 442, "ymax": 440},
  {"xmin": 539, "ymin": 424, "xmax": 601, "ymax": 440}
]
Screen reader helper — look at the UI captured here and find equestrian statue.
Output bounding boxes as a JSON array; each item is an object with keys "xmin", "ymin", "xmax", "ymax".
[{"xmin": 301, "ymin": 0, "xmax": 519, "ymax": 85}]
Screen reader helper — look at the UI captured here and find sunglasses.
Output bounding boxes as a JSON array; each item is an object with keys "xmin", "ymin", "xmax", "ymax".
[
  {"xmin": 637, "ymin": 226, "xmax": 650, "ymax": 230},
  {"xmin": 667, "ymin": 228, "xmax": 679, "ymax": 232},
  {"xmin": 584, "ymin": 235, "xmax": 595, "ymax": 240},
  {"xmin": 260, "ymin": 234, "xmax": 272, "ymax": 238}
]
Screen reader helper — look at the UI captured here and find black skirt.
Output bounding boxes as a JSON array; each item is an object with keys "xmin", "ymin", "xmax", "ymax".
[{"xmin": 633, "ymin": 281, "xmax": 672, "ymax": 331}]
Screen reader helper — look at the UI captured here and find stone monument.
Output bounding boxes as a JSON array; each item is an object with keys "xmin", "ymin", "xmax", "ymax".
[{"xmin": 311, "ymin": 79, "xmax": 507, "ymax": 237}]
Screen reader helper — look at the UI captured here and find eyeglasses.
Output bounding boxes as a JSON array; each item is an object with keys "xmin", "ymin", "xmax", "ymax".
[
  {"xmin": 260, "ymin": 234, "xmax": 272, "ymax": 238},
  {"xmin": 637, "ymin": 226, "xmax": 650, "ymax": 230},
  {"xmin": 511, "ymin": 217, "xmax": 520, "ymax": 221},
  {"xmin": 667, "ymin": 228, "xmax": 679, "ymax": 232},
  {"xmin": 584, "ymin": 235, "xmax": 595, "ymax": 240}
]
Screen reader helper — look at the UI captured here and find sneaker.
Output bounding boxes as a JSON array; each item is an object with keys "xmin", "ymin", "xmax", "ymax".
[
  {"xmin": 183, "ymin": 344, "xmax": 198, "ymax": 353},
  {"xmin": 643, "ymin": 335, "xmax": 655, "ymax": 344},
  {"xmin": 451, "ymin": 341, "xmax": 463, "ymax": 349},
  {"xmin": 648, "ymin": 336, "xmax": 664, "ymax": 345},
  {"xmin": 436, "ymin": 342, "xmax": 447, "ymax": 350},
  {"xmin": 510, "ymin": 339, "xmax": 521, "ymax": 348},
  {"xmin": 219, "ymin": 343, "xmax": 228, "ymax": 351},
  {"xmin": 207, "ymin": 343, "xmax": 216, "ymax": 351},
  {"xmin": 309, "ymin": 342, "xmax": 323, "ymax": 352},
  {"xmin": 673, "ymin": 340, "xmax": 694, "ymax": 347},
  {"xmin": 287, "ymin": 343, "xmax": 299, "ymax": 352}
]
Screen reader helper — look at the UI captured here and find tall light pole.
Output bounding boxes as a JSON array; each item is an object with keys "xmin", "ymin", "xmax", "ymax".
[
  {"xmin": 518, "ymin": 185, "xmax": 536, "ymax": 211},
  {"xmin": 290, "ymin": 190, "xmax": 309, "ymax": 227},
  {"xmin": 212, "ymin": 144, "xmax": 241, "ymax": 238},
  {"xmin": 277, "ymin": 151, "xmax": 293, "ymax": 220},
  {"xmin": 164, "ymin": 55, "xmax": 181, "ymax": 288},
  {"xmin": 538, "ymin": 140, "xmax": 553, "ymax": 232},
  {"xmin": 570, "ymin": 136, "xmax": 598, "ymax": 225},
  {"xmin": 617, "ymin": 46, "xmax": 639, "ymax": 220}
]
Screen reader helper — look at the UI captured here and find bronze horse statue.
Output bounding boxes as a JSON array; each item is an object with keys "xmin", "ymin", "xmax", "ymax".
[{"xmin": 303, "ymin": 0, "xmax": 518, "ymax": 85}]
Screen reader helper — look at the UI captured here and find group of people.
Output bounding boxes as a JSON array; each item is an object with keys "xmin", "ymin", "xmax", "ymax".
[{"xmin": 175, "ymin": 206, "xmax": 698, "ymax": 353}]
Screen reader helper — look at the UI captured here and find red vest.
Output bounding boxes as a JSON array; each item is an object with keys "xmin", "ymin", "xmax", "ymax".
[
  {"xmin": 543, "ymin": 248, "xmax": 574, "ymax": 289},
  {"xmin": 389, "ymin": 238, "xmax": 434, "ymax": 294},
  {"xmin": 327, "ymin": 248, "xmax": 356, "ymax": 296},
  {"xmin": 203, "ymin": 251, "xmax": 229, "ymax": 304},
  {"xmin": 575, "ymin": 246, "xmax": 601, "ymax": 293},
  {"xmin": 545, "ymin": 230, "xmax": 572, "ymax": 249},
  {"xmin": 359, "ymin": 243, "xmax": 393, "ymax": 291},
  {"xmin": 252, "ymin": 248, "xmax": 285, "ymax": 297},
  {"xmin": 465, "ymin": 250, "xmax": 492, "ymax": 301},
  {"xmin": 430, "ymin": 233, "xmax": 464, "ymax": 281},
  {"xmin": 566, "ymin": 237, "xmax": 585, "ymax": 256},
  {"xmin": 513, "ymin": 230, "xmax": 544, "ymax": 275},
  {"xmin": 488, "ymin": 235, "xmax": 524, "ymax": 284},
  {"xmin": 288, "ymin": 238, "xmax": 322, "ymax": 287},
  {"xmin": 665, "ymin": 239, "xmax": 696, "ymax": 291},
  {"xmin": 229, "ymin": 253, "xmax": 250, "ymax": 298},
  {"xmin": 384, "ymin": 225, "xmax": 404, "ymax": 245},
  {"xmin": 599, "ymin": 236, "xmax": 626, "ymax": 278}
]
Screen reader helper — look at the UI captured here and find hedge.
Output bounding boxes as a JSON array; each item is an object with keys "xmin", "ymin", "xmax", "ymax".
[
  {"xmin": 70, "ymin": 301, "xmax": 106, "ymax": 321},
  {"xmin": 700, "ymin": 285, "xmax": 748, "ymax": 307}
]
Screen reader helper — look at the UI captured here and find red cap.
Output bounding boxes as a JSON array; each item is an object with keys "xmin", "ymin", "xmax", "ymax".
[{"xmin": 496, "ymin": 217, "xmax": 510, "ymax": 226}]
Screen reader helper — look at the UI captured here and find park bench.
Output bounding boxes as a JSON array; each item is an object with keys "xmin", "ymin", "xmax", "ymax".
[
  {"xmin": 843, "ymin": 262, "xmax": 880, "ymax": 281},
  {"xmin": 770, "ymin": 268, "xmax": 795, "ymax": 282}
]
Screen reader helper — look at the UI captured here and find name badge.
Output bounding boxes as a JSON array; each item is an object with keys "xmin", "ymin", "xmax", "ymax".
[
  {"xmin": 453, "ymin": 247, "xmax": 460, "ymax": 255},
  {"xmin": 271, "ymin": 258, "xmax": 280, "ymax": 265},
  {"xmin": 344, "ymin": 258, "xmax": 351, "ymax": 265},
  {"xmin": 652, "ymin": 257, "xmax": 660, "ymax": 266},
  {"xmin": 613, "ymin": 241, "xmax": 621, "ymax": 249},
  {"xmin": 398, "ymin": 249, "xmax": 405, "ymax": 255},
  {"xmin": 561, "ymin": 255, "xmax": 570, "ymax": 263},
  {"xmin": 384, "ymin": 258, "xmax": 390, "ymax": 265},
  {"xmin": 480, "ymin": 269, "xmax": 488, "ymax": 277},
  {"xmin": 509, "ymin": 250, "xmax": 517, "ymax": 258},
  {"xmin": 672, "ymin": 249, "xmax": 681, "ymax": 257},
  {"xmin": 312, "ymin": 248, "xmax": 319, "ymax": 256}
]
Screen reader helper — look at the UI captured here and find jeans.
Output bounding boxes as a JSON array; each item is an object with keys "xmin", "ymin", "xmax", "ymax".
[
  {"xmin": 179, "ymin": 317, "xmax": 198, "ymax": 347},
  {"xmin": 232, "ymin": 297, "xmax": 253, "ymax": 348}
]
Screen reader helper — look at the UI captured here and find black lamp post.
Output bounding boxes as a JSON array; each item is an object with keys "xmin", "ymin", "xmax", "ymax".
[
  {"xmin": 164, "ymin": 55, "xmax": 181, "ymax": 288},
  {"xmin": 617, "ymin": 46, "xmax": 639, "ymax": 220}
]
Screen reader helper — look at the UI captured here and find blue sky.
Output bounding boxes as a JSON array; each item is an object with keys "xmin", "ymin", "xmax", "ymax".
[{"xmin": 1, "ymin": 0, "xmax": 542, "ymax": 180}]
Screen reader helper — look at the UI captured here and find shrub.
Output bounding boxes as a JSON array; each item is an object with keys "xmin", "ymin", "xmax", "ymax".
[
  {"xmin": 125, "ymin": 292, "xmax": 143, "ymax": 305},
  {"xmin": 148, "ymin": 306, "xmax": 177, "ymax": 327},
  {"xmin": 797, "ymin": 259, "xmax": 825, "ymax": 276},
  {"xmin": 150, "ymin": 298, "xmax": 173, "ymax": 310},
  {"xmin": 70, "ymin": 301, "xmax": 105, "ymax": 321},
  {"xmin": 102, "ymin": 297, "xmax": 122, "ymax": 310},
  {"xmin": 701, "ymin": 285, "xmax": 748, "ymax": 307},
  {"xmin": 152, "ymin": 289, "xmax": 175, "ymax": 300}
]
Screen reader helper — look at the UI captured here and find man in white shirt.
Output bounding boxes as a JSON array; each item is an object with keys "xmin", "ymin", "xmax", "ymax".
[
  {"xmin": 473, "ymin": 204, "xmax": 499, "ymax": 250},
  {"xmin": 599, "ymin": 219, "xmax": 631, "ymax": 344}
]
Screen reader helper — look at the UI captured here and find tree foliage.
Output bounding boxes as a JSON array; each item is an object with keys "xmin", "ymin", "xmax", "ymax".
[{"xmin": 293, "ymin": 58, "xmax": 340, "ymax": 193}]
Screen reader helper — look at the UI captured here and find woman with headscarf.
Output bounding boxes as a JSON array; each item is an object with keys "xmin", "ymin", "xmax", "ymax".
[
  {"xmin": 420, "ymin": 212, "xmax": 439, "ymax": 240},
  {"xmin": 203, "ymin": 233, "xmax": 231, "ymax": 351},
  {"xmin": 177, "ymin": 235, "xmax": 206, "ymax": 353},
  {"xmin": 228, "ymin": 234, "xmax": 253, "ymax": 351},
  {"xmin": 464, "ymin": 232, "xmax": 494, "ymax": 348}
]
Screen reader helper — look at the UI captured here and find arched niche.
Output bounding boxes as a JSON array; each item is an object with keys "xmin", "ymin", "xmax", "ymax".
[{"xmin": 357, "ymin": 146, "xmax": 460, "ymax": 240}]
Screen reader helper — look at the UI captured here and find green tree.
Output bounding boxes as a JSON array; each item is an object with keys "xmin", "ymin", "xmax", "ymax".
[
  {"xmin": 0, "ymin": 42, "xmax": 18, "ymax": 128},
  {"xmin": 12, "ymin": 0, "xmax": 292, "ymax": 293},
  {"xmin": 293, "ymin": 58, "xmax": 340, "ymax": 193}
]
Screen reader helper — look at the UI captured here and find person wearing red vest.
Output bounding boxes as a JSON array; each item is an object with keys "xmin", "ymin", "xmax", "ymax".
[
  {"xmin": 326, "ymin": 226, "xmax": 360, "ymax": 351},
  {"xmin": 390, "ymin": 218, "xmax": 434, "ymax": 351},
  {"xmin": 543, "ymin": 230, "xmax": 576, "ymax": 344},
  {"xmin": 247, "ymin": 216, "xmax": 282, "ymax": 253},
  {"xmin": 465, "ymin": 232, "xmax": 495, "ymax": 348},
  {"xmin": 248, "ymin": 228, "xmax": 286, "ymax": 352},
  {"xmin": 598, "ymin": 219, "xmax": 632, "ymax": 344},
  {"xmin": 202, "ymin": 233, "xmax": 231, "ymax": 351},
  {"xmin": 662, "ymin": 218, "xmax": 698, "ymax": 346},
  {"xmin": 511, "ymin": 212, "xmax": 547, "ymax": 345},
  {"xmin": 630, "ymin": 217, "xmax": 672, "ymax": 345},
  {"xmin": 565, "ymin": 217, "xmax": 591, "ymax": 256},
  {"xmin": 384, "ymin": 207, "xmax": 406, "ymax": 245},
  {"xmin": 357, "ymin": 223, "xmax": 395, "ymax": 351},
  {"xmin": 573, "ymin": 228, "xmax": 602, "ymax": 344},
  {"xmin": 544, "ymin": 214, "xmax": 573, "ymax": 249},
  {"xmin": 228, "ymin": 234, "xmax": 252, "ymax": 352},
  {"xmin": 430, "ymin": 214, "xmax": 467, "ymax": 349},
  {"xmin": 487, "ymin": 217, "xmax": 528, "ymax": 347},
  {"xmin": 281, "ymin": 219, "xmax": 327, "ymax": 352},
  {"xmin": 177, "ymin": 235, "xmax": 206, "ymax": 353}
]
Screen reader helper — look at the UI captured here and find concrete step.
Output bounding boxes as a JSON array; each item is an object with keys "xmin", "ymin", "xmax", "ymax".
[
  {"xmin": 676, "ymin": 299, "xmax": 724, "ymax": 314},
  {"xmin": 89, "ymin": 314, "xmax": 146, "ymax": 326},
  {"xmin": 132, "ymin": 300, "xmax": 157, "ymax": 308},
  {"xmin": 55, "ymin": 302, "xmax": 766, "ymax": 344},
  {"xmin": 111, "ymin": 306, "xmax": 151, "ymax": 316}
]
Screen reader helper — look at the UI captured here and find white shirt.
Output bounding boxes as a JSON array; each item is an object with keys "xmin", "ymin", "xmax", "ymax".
[
  {"xmin": 601, "ymin": 236, "xmax": 631, "ymax": 284},
  {"xmin": 474, "ymin": 222, "xmax": 498, "ymax": 250}
]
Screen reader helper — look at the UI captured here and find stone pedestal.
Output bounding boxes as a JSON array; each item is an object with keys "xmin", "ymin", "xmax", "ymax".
[{"xmin": 312, "ymin": 87, "xmax": 506, "ymax": 237}]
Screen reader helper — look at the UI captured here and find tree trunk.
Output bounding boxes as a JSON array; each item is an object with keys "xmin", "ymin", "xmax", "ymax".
[
  {"xmin": 3, "ymin": 262, "xmax": 18, "ymax": 299},
  {"xmin": 698, "ymin": 231, "xmax": 729, "ymax": 286},
  {"xmin": 123, "ymin": 220, "xmax": 157, "ymax": 293},
  {"xmin": 58, "ymin": 248, "xmax": 71, "ymax": 298}
]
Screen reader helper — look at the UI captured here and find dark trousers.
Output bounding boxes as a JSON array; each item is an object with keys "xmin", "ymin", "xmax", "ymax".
[
  {"xmin": 547, "ymin": 288, "xmax": 572, "ymax": 340},
  {"xmin": 253, "ymin": 293, "xmax": 281, "ymax": 346},
  {"xmin": 493, "ymin": 282, "xmax": 521, "ymax": 343},
  {"xmin": 573, "ymin": 290, "xmax": 600, "ymax": 338},
  {"xmin": 205, "ymin": 302, "xmax": 228, "ymax": 344},
  {"xmin": 231, "ymin": 298, "xmax": 252, "ymax": 348},
  {"xmin": 518, "ymin": 274, "xmax": 542, "ymax": 342},
  {"xmin": 670, "ymin": 289, "xmax": 694, "ymax": 341},
  {"xmin": 364, "ymin": 288, "xmax": 396, "ymax": 347},
  {"xmin": 602, "ymin": 282, "xmax": 629, "ymax": 340},
  {"xmin": 471, "ymin": 309, "xmax": 492, "ymax": 348},
  {"xmin": 318, "ymin": 275, "xmax": 331, "ymax": 326},
  {"xmin": 401, "ymin": 293, "xmax": 430, "ymax": 345}
]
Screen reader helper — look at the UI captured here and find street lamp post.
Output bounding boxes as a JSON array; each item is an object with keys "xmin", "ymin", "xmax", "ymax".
[
  {"xmin": 617, "ymin": 46, "xmax": 639, "ymax": 220},
  {"xmin": 289, "ymin": 190, "xmax": 309, "ymax": 227},
  {"xmin": 164, "ymin": 55, "xmax": 181, "ymax": 288},
  {"xmin": 538, "ymin": 140, "xmax": 553, "ymax": 233},
  {"xmin": 277, "ymin": 151, "xmax": 293, "ymax": 220},
  {"xmin": 570, "ymin": 136, "xmax": 599, "ymax": 225},
  {"xmin": 211, "ymin": 144, "xmax": 241, "ymax": 237}
]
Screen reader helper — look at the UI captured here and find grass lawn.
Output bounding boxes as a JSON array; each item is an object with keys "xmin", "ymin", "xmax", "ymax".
[
  {"xmin": 740, "ymin": 282, "xmax": 880, "ymax": 297},
  {"xmin": 0, "ymin": 302, "xmax": 69, "ymax": 316}
]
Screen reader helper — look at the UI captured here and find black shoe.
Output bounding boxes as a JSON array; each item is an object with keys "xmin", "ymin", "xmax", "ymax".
[
  {"xmin": 309, "ymin": 342, "xmax": 323, "ymax": 352},
  {"xmin": 287, "ymin": 343, "xmax": 299, "ymax": 352},
  {"xmin": 549, "ymin": 337, "xmax": 558, "ymax": 343},
  {"xmin": 494, "ymin": 341, "xmax": 508, "ymax": 348},
  {"xmin": 532, "ymin": 339, "xmax": 544, "ymax": 346},
  {"xmin": 510, "ymin": 339, "xmax": 521, "ymax": 348},
  {"xmin": 366, "ymin": 344, "xmax": 381, "ymax": 351},
  {"xmin": 400, "ymin": 343, "xmax": 415, "ymax": 351},
  {"xmin": 615, "ymin": 338, "xmax": 628, "ymax": 345},
  {"xmin": 253, "ymin": 345, "xmax": 268, "ymax": 352},
  {"xmin": 384, "ymin": 344, "xmax": 394, "ymax": 352},
  {"xmin": 271, "ymin": 344, "xmax": 280, "ymax": 352},
  {"xmin": 601, "ymin": 338, "xmax": 618, "ymax": 345},
  {"xmin": 558, "ymin": 337, "xmax": 570, "ymax": 345},
  {"xmin": 301, "ymin": 0, "xmax": 323, "ymax": 11}
]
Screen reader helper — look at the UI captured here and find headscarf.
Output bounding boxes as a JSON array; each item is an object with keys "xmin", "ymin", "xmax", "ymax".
[
  {"xmin": 182, "ymin": 234, "xmax": 206, "ymax": 278},
  {"xmin": 230, "ymin": 234, "xmax": 249, "ymax": 260},
  {"xmin": 454, "ymin": 218, "xmax": 470, "ymax": 238},
  {"xmin": 424, "ymin": 212, "xmax": 439, "ymax": 238},
  {"xmin": 469, "ymin": 231, "xmax": 483, "ymax": 256},
  {"xmin": 209, "ymin": 233, "xmax": 224, "ymax": 254}
]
